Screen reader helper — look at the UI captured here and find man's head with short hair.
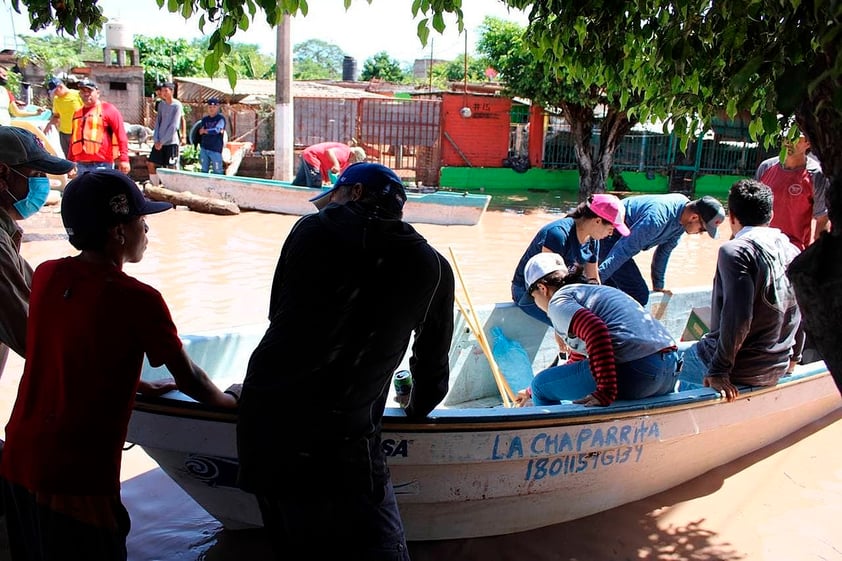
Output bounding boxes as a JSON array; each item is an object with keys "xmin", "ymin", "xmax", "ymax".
[
  {"xmin": 77, "ymin": 78, "xmax": 100, "ymax": 106},
  {"xmin": 728, "ymin": 179, "xmax": 773, "ymax": 228},
  {"xmin": 61, "ymin": 169, "xmax": 172, "ymax": 250}
]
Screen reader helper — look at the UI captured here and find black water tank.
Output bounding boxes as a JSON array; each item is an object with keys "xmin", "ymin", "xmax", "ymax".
[{"xmin": 342, "ymin": 56, "xmax": 357, "ymax": 81}]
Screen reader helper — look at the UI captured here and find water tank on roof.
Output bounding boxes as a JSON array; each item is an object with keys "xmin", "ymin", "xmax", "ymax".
[
  {"xmin": 342, "ymin": 56, "xmax": 357, "ymax": 82},
  {"xmin": 105, "ymin": 19, "xmax": 134, "ymax": 50}
]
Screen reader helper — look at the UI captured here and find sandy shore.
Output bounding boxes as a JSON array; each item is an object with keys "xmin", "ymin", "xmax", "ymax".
[{"xmin": 2, "ymin": 205, "xmax": 841, "ymax": 560}]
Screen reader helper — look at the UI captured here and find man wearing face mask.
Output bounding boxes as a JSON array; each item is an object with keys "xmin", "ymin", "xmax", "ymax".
[{"xmin": 0, "ymin": 126, "xmax": 74, "ymax": 382}]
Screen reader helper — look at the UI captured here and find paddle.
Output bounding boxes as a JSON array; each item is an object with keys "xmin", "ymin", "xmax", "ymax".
[{"xmin": 449, "ymin": 247, "xmax": 517, "ymax": 407}]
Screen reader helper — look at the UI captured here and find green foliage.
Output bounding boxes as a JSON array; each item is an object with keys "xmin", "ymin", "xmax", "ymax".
[
  {"xmin": 360, "ymin": 51, "xmax": 410, "ymax": 83},
  {"xmin": 12, "ymin": 0, "xmax": 464, "ymax": 90},
  {"xmin": 293, "ymin": 39, "xmax": 345, "ymax": 80},
  {"xmin": 17, "ymin": 35, "xmax": 86, "ymax": 79},
  {"xmin": 180, "ymin": 144, "xmax": 200, "ymax": 170},
  {"xmin": 135, "ymin": 35, "xmax": 205, "ymax": 95},
  {"xmin": 504, "ymin": 0, "xmax": 842, "ymax": 153},
  {"xmin": 438, "ymin": 54, "xmax": 489, "ymax": 83}
]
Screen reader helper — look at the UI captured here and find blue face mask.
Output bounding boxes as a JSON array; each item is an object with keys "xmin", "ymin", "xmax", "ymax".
[{"xmin": 12, "ymin": 176, "xmax": 51, "ymax": 219}]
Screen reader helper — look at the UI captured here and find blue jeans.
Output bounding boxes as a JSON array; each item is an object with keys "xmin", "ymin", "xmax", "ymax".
[
  {"xmin": 511, "ymin": 282, "xmax": 552, "ymax": 326},
  {"xmin": 199, "ymin": 148, "xmax": 224, "ymax": 174},
  {"xmin": 74, "ymin": 162, "xmax": 114, "ymax": 174},
  {"xmin": 292, "ymin": 158, "xmax": 322, "ymax": 187},
  {"xmin": 256, "ymin": 478, "xmax": 409, "ymax": 561},
  {"xmin": 531, "ymin": 349, "xmax": 680, "ymax": 405},
  {"xmin": 677, "ymin": 341, "xmax": 708, "ymax": 389}
]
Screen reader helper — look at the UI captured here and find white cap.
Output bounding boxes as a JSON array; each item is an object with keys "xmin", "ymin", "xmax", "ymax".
[{"xmin": 524, "ymin": 253, "xmax": 567, "ymax": 290}]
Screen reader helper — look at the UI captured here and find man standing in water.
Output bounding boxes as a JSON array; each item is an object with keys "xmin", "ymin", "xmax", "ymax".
[
  {"xmin": 237, "ymin": 162, "xmax": 454, "ymax": 560},
  {"xmin": 147, "ymin": 81, "xmax": 184, "ymax": 186}
]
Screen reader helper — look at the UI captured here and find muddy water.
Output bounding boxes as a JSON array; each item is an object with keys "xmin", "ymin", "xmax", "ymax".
[{"xmin": 3, "ymin": 204, "xmax": 731, "ymax": 560}]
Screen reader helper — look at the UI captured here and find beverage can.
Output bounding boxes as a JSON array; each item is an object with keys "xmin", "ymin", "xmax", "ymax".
[{"xmin": 394, "ymin": 370, "xmax": 412, "ymax": 396}]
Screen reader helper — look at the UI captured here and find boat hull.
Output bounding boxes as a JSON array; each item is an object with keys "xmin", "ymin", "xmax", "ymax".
[
  {"xmin": 155, "ymin": 168, "xmax": 491, "ymax": 226},
  {"xmin": 126, "ymin": 287, "xmax": 841, "ymax": 540}
]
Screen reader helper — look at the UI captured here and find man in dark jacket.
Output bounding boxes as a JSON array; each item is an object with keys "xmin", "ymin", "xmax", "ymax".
[
  {"xmin": 679, "ymin": 179, "xmax": 802, "ymax": 401},
  {"xmin": 237, "ymin": 162, "xmax": 454, "ymax": 560}
]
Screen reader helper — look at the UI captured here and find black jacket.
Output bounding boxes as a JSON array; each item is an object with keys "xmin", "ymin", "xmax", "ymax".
[{"xmin": 237, "ymin": 202, "xmax": 454, "ymax": 494}]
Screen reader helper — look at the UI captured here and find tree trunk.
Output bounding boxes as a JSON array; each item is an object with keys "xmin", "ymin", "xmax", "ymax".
[
  {"xmin": 790, "ymin": 104, "xmax": 842, "ymax": 393},
  {"xmin": 561, "ymin": 102, "xmax": 635, "ymax": 202},
  {"xmin": 560, "ymin": 101, "xmax": 596, "ymax": 202}
]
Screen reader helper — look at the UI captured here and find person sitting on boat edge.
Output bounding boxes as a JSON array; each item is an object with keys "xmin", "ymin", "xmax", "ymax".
[
  {"xmin": 514, "ymin": 252, "xmax": 680, "ymax": 407},
  {"xmin": 678, "ymin": 179, "xmax": 802, "ymax": 402},
  {"xmin": 511, "ymin": 193, "xmax": 628, "ymax": 326},
  {"xmin": 0, "ymin": 169, "xmax": 239, "ymax": 559}
]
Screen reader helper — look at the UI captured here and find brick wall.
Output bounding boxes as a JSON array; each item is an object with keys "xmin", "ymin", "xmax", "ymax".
[{"xmin": 440, "ymin": 93, "xmax": 511, "ymax": 168}]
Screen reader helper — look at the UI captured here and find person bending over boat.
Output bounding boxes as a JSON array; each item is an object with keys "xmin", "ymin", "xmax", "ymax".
[
  {"xmin": 511, "ymin": 193, "xmax": 628, "ymax": 325},
  {"xmin": 291, "ymin": 141, "xmax": 367, "ymax": 187},
  {"xmin": 0, "ymin": 170, "xmax": 238, "ymax": 560},
  {"xmin": 514, "ymin": 252, "xmax": 680, "ymax": 407},
  {"xmin": 598, "ymin": 193, "xmax": 726, "ymax": 306},
  {"xmin": 678, "ymin": 179, "xmax": 802, "ymax": 402},
  {"xmin": 237, "ymin": 162, "xmax": 454, "ymax": 560}
]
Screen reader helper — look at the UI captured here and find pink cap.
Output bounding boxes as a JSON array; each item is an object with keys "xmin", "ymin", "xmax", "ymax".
[{"xmin": 589, "ymin": 194, "xmax": 630, "ymax": 236}]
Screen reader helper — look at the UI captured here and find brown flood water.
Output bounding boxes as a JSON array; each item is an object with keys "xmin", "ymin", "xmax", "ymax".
[{"xmin": 2, "ymin": 204, "xmax": 841, "ymax": 561}]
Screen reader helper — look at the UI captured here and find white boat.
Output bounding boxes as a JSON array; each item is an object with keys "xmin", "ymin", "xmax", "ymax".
[
  {"xmin": 126, "ymin": 287, "xmax": 841, "ymax": 540},
  {"xmin": 155, "ymin": 168, "xmax": 491, "ymax": 226}
]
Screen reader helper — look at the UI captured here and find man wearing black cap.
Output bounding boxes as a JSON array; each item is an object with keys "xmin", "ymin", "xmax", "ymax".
[
  {"xmin": 598, "ymin": 193, "xmax": 726, "ymax": 305},
  {"xmin": 197, "ymin": 98, "xmax": 226, "ymax": 174},
  {"xmin": 0, "ymin": 169, "xmax": 239, "ymax": 556},
  {"xmin": 147, "ymin": 81, "xmax": 184, "ymax": 185},
  {"xmin": 68, "ymin": 78, "xmax": 131, "ymax": 175},
  {"xmin": 238, "ymin": 162, "xmax": 455, "ymax": 560},
  {"xmin": 0, "ymin": 126, "xmax": 74, "ymax": 381},
  {"xmin": 45, "ymin": 77, "xmax": 83, "ymax": 156}
]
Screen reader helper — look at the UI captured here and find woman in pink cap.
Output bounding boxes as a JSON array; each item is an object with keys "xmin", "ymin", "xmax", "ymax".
[{"xmin": 511, "ymin": 193, "xmax": 629, "ymax": 325}]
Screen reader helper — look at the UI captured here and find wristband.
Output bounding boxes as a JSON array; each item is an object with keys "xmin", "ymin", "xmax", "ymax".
[{"xmin": 224, "ymin": 389, "xmax": 240, "ymax": 403}]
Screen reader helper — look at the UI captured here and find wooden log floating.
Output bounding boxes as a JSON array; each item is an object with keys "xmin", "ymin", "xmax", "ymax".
[{"xmin": 142, "ymin": 184, "xmax": 241, "ymax": 216}]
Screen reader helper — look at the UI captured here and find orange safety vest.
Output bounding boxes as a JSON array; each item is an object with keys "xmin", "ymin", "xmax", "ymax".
[{"xmin": 70, "ymin": 102, "xmax": 120, "ymax": 161}]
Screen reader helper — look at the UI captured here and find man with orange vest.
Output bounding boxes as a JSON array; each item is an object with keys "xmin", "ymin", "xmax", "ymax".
[{"xmin": 68, "ymin": 78, "xmax": 130, "ymax": 175}]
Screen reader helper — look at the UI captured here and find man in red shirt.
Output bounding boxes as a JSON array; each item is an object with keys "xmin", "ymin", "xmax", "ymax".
[
  {"xmin": 68, "ymin": 78, "xmax": 131, "ymax": 176},
  {"xmin": 755, "ymin": 132, "xmax": 829, "ymax": 250},
  {"xmin": 291, "ymin": 142, "xmax": 366, "ymax": 187}
]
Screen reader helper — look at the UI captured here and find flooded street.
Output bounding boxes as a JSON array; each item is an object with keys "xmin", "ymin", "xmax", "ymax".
[{"xmin": 3, "ymin": 204, "xmax": 840, "ymax": 561}]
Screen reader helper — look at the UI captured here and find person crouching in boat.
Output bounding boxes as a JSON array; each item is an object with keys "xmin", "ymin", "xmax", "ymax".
[
  {"xmin": 515, "ymin": 252, "xmax": 680, "ymax": 407},
  {"xmin": 510, "ymin": 193, "xmax": 629, "ymax": 326},
  {"xmin": 0, "ymin": 169, "xmax": 239, "ymax": 560}
]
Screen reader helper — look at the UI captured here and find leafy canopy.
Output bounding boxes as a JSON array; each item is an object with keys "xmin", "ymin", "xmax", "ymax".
[
  {"xmin": 11, "ymin": 0, "xmax": 465, "ymax": 89},
  {"xmin": 360, "ymin": 51, "xmax": 410, "ymax": 83}
]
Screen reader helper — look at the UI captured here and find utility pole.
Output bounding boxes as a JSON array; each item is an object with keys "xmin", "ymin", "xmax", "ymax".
[{"xmin": 273, "ymin": 16, "xmax": 293, "ymax": 181}]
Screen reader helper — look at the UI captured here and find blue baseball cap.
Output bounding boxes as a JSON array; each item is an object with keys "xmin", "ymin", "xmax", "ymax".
[{"xmin": 309, "ymin": 162, "xmax": 407, "ymax": 215}]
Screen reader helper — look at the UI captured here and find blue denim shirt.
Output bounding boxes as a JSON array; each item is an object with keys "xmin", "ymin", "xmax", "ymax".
[
  {"xmin": 598, "ymin": 194, "xmax": 689, "ymax": 289},
  {"xmin": 511, "ymin": 217, "xmax": 598, "ymax": 292}
]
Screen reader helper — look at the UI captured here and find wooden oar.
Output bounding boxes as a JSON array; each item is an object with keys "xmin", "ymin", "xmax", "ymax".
[{"xmin": 449, "ymin": 247, "xmax": 517, "ymax": 407}]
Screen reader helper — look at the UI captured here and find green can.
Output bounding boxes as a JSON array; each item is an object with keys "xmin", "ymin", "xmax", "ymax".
[{"xmin": 393, "ymin": 370, "xmax": 412, "ymax": 397}]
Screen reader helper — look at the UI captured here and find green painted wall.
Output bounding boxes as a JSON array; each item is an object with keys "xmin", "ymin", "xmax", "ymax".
[
  {"xmin": 440, "ymin": 167, "xmax": 673, "ymax": 194},
  {"xmin": 693, "ymin": 174, "xmax": 750, "ymax": 197},
  {"xmin": 439, "ymin": 167, "xmax": 580, "ymax": 191}
]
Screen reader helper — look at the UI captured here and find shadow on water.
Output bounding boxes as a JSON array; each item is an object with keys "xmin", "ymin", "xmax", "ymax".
[{"xmin": 170, "ymin": 408, "xmax": 842, "ymax": 561}]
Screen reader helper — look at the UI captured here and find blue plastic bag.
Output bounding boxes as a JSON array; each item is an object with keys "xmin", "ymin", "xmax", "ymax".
[{"xmin": 490, "ymin": 326, "xmax": 534, "ymax": 391}]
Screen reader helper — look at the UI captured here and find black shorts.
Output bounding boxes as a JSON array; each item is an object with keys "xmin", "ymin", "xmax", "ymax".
[{"xmin": 148, "ymin": 144, "xmax": 180, "ymax": 167}]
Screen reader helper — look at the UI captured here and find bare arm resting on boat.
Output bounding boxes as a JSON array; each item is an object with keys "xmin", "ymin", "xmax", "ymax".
[{"xmin": 160, "ymin": 347, "xmax": 238, "ymax": 408}]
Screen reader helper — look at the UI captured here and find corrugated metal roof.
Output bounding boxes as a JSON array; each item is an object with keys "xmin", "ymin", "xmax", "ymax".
[{"xmin": 173, "ymin": 77, "xmax": 391, "ymax": 104}]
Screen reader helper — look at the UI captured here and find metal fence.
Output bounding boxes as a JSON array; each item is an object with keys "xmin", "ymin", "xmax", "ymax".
[{"xmin": 542, "ymin": 120, "xmax": 775, "ymax": 177}]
